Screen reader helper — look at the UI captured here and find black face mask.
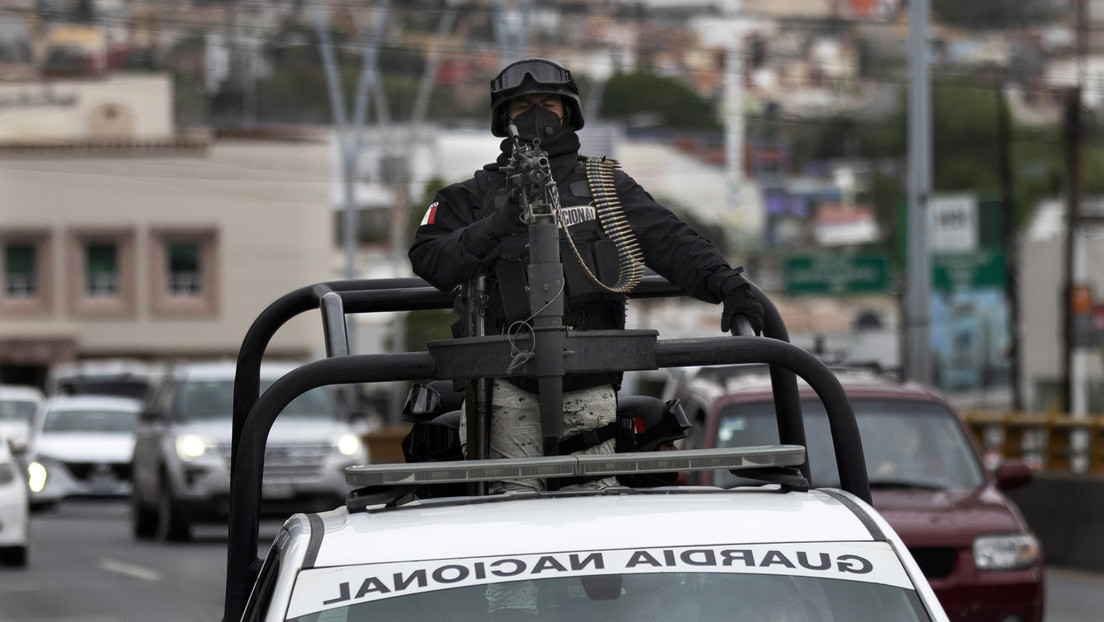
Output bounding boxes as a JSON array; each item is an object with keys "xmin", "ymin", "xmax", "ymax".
[{"xmin": 512, "ymin": 105, "xmax": 563, "ymax": 142}]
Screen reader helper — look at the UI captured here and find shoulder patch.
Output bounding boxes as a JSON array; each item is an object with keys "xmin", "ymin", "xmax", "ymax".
[{"xmin": 420, "ymin": 202, "xmax": 439, "ymax": 227}]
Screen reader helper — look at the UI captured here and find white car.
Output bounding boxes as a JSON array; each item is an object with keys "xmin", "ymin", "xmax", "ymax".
[
  {"xmin": 27, "ymin": 395, "xmax": 143, "ymax": 507},
  {"xmin": 237, "ymin": 452, "xmax": 950, "ymax": 621},
  {"xmin": 131, "ymin": 361, "xmax": 369, "ymax": 542},
  {"xmin": 0, "ymin": 426, "xmax": 29, "ymax": 567},
  {"xmin": 0, "ymin": 384, "xmax": 45, "ymax": 460},
  {"xmin": 48, "ymin": 358, "xmax": 165, "ymax": 404}
]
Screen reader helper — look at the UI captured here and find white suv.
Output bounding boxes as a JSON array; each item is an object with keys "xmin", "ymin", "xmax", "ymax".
[{"xmin": 130, "ymin": 361, "xmax": 368, "ymax": 542}]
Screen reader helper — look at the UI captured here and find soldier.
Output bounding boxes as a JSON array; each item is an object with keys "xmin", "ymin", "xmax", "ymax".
[{"xmin": 409, "ymin": 58, "xmax": 762, "ymax": 493}]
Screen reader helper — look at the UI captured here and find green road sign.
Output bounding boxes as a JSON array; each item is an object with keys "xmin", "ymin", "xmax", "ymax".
[
  {"xmin": 784, "ymin": 254, "xmax": 890, "ymax": 296},
  {"xmin": 931, "ymin": 249, "xmax": 1005, "ymax": 292}
]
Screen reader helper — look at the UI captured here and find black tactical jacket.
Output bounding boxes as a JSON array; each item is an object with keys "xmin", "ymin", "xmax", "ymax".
[{"xmin": 408, "ymin": 143, "xmax": 744, "ymax": 389}]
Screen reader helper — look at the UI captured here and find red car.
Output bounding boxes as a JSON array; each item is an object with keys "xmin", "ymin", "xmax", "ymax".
[{"xmin": 673, "ymin": 365, "xmax": 1044, "ymax": 622}]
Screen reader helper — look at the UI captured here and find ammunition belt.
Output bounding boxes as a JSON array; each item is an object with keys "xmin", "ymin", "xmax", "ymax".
[{"xmin": 558, "ymin": 157, "xmax": 644, "ymax": 294}]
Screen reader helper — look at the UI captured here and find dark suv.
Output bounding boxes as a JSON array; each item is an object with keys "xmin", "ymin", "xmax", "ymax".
[
  {"xmin": 131, "ymin": 361, "xmax": 368, "ymax": 541},
  {"xmin": 672, "ymin": 365, "xmax": 1043, "ymax": 622}
]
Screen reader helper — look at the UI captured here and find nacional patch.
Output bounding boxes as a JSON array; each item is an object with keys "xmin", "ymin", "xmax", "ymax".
[{"xmin": 557, "ymin": 204, "xmax": 596, "ymax": 227}]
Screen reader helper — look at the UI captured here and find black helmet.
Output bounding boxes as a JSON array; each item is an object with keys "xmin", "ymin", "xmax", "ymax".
[
  {"xmin": 490, "ymin": 58, "xmax": 584, "ymax": 137},
  {"xmin": 617, "ymin": 396, "xmax": 691, "ymax": 453},
  {"xmin": 400, "ymin": 410, "xmax": 467, "ymax": 499},
  {"xmin": 401, "ymin": 410, "xmax": 462, "ymax": 464}
]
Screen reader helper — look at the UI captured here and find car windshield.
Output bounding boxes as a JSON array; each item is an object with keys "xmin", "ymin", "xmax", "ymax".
[
  {"xmin": 714, "ymin": 399, "xmax": 986, "ymax": 490},
  {"xmin": 0, "ymin": 399, "xmax": 38, "ymax": 423},
  {"xmin": 56, "ymin": 378, "xmax": 152, "ymax": 401},
  {"xmin": 176, "ymin": 379, "xmax": 338, "ymax": 421},
  {"xmin": 285, "ymin": 572, "xmax": 929, "ymax": 622},
  {"xmin": 42, "ymin": 407, "xmax": 138, "ymax": 434}
]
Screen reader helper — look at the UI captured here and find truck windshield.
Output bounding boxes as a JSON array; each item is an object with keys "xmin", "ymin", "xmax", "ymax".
[
  {"xmin": 176, "ymin": 380, "xmax": 338, "ymax": 421},
  {"xmin": 0, "ymin": 400, "xmax": 38, "ymax": 423},
  {"xmin": 714, "ymin": 399, "xmax": 986, "ymax": 490},
  {"xmin": 286, "ymin": 572, "xmax": 930, "ymax": 621},
  {"xmin": 42, "ymin": 408, "xmax": 138, "ymax": 434}
]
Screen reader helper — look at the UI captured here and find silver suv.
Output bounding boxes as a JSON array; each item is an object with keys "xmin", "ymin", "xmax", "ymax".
[{"xmin": 131, "ymin": 361, "xmax": 368, "ymax": 541}]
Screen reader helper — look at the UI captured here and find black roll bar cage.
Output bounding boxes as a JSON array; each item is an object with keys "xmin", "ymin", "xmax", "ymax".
[{"xmin": 222, "ymin": 275, "xmax": 867, "ymax": 621}]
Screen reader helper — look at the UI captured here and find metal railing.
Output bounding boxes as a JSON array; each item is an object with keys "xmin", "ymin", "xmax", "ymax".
[{"xmin": 962, "ymin": 411, "xmax": 1104, "ymax": 474}]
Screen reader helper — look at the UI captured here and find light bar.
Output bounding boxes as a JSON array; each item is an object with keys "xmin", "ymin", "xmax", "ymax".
[{"xmin": 345, "ymin": 445, "xmax": 805, "ymax": 488}]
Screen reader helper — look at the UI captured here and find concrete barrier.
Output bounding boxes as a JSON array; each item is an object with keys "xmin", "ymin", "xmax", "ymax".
[{"xmin": 1007, "ymin": 474, "xmax": 1104, "ymax": 572}]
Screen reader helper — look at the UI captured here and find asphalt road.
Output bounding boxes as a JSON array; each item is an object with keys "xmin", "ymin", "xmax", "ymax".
[
  {"xmin": 1, "ymin": 499, "xmax": 1102, "ymax": 621},
  {"xmin": 0, "ymin": 499, "xmax": 264, "ymax": 622}
]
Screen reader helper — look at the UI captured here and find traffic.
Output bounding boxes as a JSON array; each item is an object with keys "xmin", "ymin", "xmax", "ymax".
[{"xmin": 2, "ymin": 4, "xmax": 1104, "ymax": 620}]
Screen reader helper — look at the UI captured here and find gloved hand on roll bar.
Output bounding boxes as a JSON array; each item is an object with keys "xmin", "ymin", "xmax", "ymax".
[{"xmin": 720, "ymin": 273, "xmax": 764, "ymax": 336}]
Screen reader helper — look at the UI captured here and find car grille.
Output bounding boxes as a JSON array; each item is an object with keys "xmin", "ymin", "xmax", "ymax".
[
  {"xmin": 908, "ymin": 547, "xmax": 958, "ymax": 579},
  {"xmin": 218, "ymin": 443, "xmax": 329, "ymax": 481},
  {"xmin": 65, "ymin": 461, "xmax": 131, "ymax": 482}
]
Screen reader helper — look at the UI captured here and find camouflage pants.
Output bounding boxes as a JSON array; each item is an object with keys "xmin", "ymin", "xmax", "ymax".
[
  {"xmin": 460, "ymin": 379, "xmax": 618, "ymax": 493},
  {"xmin": 475, "ymin": 380, "xmax": 617, "ymax": 617}
]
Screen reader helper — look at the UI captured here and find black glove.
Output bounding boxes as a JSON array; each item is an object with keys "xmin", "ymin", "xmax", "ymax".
[
  {"xmin": 489, "ymin": 199, "xmax": 527, "ymax": 240},
  {"xmin": 720, "ymin": 275, "xmax": 764, "ymax": 336}
]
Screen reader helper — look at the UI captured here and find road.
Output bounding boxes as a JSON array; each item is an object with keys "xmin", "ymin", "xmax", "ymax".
[
  {"xmin": 0, "ymin": 499, "xmax": 280, "ymax": 622},
  {"xmin": 1, "ymin": 499, "xmax": 1102, "ymax": 621}
]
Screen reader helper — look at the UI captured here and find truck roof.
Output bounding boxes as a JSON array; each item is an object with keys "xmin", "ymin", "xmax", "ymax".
[{"xmin": 309, "ymin": 488, "xmax": 886, "ymax": 567}]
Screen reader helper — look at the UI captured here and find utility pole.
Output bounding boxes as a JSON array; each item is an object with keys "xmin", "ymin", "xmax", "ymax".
[
  {"xmin": 492, "ymin": 0, "xmax": 531, "ymax": 63},
  {"xmin": 721, "ymin": 1, "xmax": 747, "ymax": 251},
  {"xmin": 905, "ymin": 0, "xmax": 933, "ymax": 385},
  {"xmin": 996, "ymin": 83, "xmax": 1022, "ymax": 411},
  {"xmin": 314, "ymin": 0, "xmax": 393, "ymax": 358},
  {"xmin": 1061, "ymin": 86, "xmax": 1082, "ymax": 415},
  {"xmin": 395, "ymin": 3, "xmax": 459, "ymax": 275},
  {"xmin": 1061, "ymin": 0, "xmax": 1089, "ymax": 416}
]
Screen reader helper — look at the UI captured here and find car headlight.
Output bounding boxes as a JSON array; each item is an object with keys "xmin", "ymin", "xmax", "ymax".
[
  {"xmin": 175, "ymin": 434, "xmax": 216, "ymax": 461},
  {"xmin": 974, "ymin": 533, "xmax": 1041, "ymax": 570},
  {"xmin": 336, "ymin": 433, "xmax": 362, "ymax": 457},
  {"xmin": 27, "ymin": 461, "xmax": 47, "ymax": 493}
]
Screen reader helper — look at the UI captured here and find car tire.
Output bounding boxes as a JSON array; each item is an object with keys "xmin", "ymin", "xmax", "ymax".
[
  {"xmin": 0, "ymin": 545, "xmax": 28, "ymax": 567},
  {"xmin": 131, "ymin": 488, "xmax": 158, "ymax": 540},
  {"xmin": 155, "ymin": 476, "xmax": 192, "ymax": 542}
]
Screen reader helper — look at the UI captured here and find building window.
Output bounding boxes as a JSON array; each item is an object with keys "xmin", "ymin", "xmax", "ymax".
[
  {"xmin": 167, "ymin": 241, "xmax": 202, "ymax": 296},
  {"xmin": 85, "ymin": 243, "xmax": 119, "ymax": 296},
  {"xmin": 151, "ymin": 228, "xmax": 218, "ymax": 317},
  {"xmin": 67, "ymin": 229, "xmax": 136, "ymax": 318},
  {"xmin": 0, "ymin": 233, "xmax": 53, "ymax": 316},
  {"xmin": 4, "ymin": 244, "xmax": 37, "ymax": 297}
]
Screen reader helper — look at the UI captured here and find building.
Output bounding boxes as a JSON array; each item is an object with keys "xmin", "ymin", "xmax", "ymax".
[
  {"xmin": 0, "ymin": 73, "xmax": 333, "ymax": 389},
  {"xmin": 1018, "ymin": 198, "xmax": 1104, "ymax": 414}
]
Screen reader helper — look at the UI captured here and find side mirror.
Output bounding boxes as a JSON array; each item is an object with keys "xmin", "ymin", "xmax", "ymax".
[
  {"xmin": 139, "ymin": 409, "xmax": 162, "ymax": 423},
  {"xmin": 995, "ymin": 460, "xmax": 1033, "ymax": 491}
]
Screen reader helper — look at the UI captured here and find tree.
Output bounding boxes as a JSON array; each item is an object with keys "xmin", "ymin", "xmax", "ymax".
[
  {"xmin": 599, "ymin": 71, "xmax": 720, "ymax": 130},
  {"xmin": 932, "ymin": 0, "xmax": 1055, "ymax": 29}
]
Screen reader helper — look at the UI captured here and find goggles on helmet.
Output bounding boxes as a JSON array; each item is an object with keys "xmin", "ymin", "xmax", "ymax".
[{"xmin": 491, "ymin": 59, "xmax": 575, "ymax": 95}]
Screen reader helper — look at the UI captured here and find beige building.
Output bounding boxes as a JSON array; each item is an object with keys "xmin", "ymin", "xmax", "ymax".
[
  {"xmin": 0, "ymin": 73, "xmax": 333, "ymax": 388},
  {"xmin": 1019, "ymin": 199, "xmax": 1104, "ymax": 414}
]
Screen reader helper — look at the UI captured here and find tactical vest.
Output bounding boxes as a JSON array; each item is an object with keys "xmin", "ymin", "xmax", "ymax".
[
  {"xmin": 473, "ymin": 161, "xmax": 628, "ymax": 337},
  {"xmin": 461, "ymin": 162, "xmax": 629, "ymax": 392}
]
